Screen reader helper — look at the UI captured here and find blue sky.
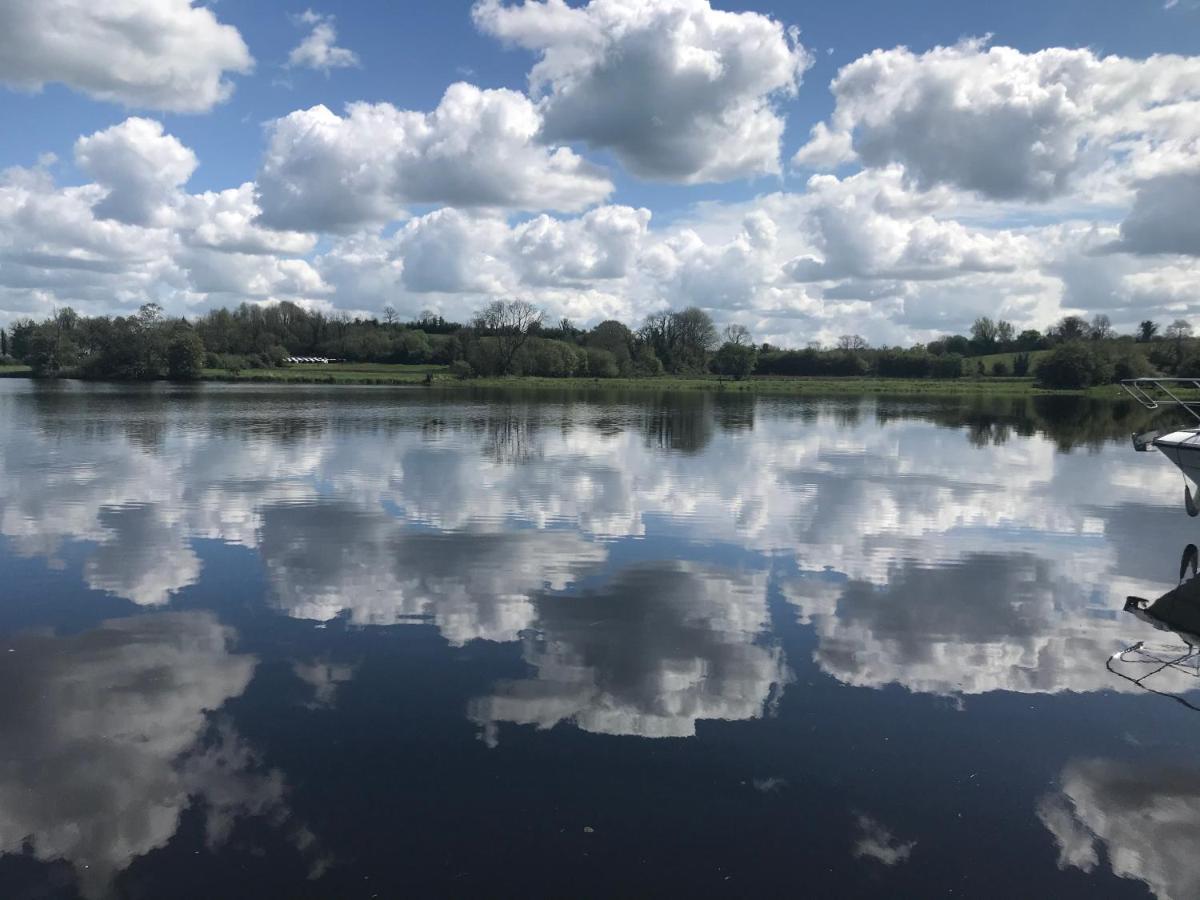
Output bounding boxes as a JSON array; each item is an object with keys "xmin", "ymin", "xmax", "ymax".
[{"xmin": 1, "ymin": 0, "xmax": 1198, "ymax": 344}]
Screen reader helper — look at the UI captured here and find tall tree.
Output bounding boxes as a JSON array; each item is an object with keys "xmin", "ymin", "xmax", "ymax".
[
  {"xmin": 1089, "ymin": 314, "xmax": 1112, "ymax": 340},
  {"xmin": 1051, "ymin": 315, "xmax": 1089, "ymax": 342},
  {"xmin": 668, "ymin": 307, "xmax": 718, "ymax": 372},
  {"xmin": 723, "ymin": 324, "xmax": 752, "ymax": 346},
  {"xmin": 1138, "ymin": 320, "xmax": 1159, "ymax": 342},
  {"xmin": 1166, "ymin": 319, "xmax": 1194, "ymax": 341},
  {"xmin": 970, "ymin": 317, "xmax": 999, "ymax": 348},
  {"xmin": 474, "ymin": 299, "xmax": 543, "ymax": 375},
  {"xmin": 837, "ymin": 334, "xmax": 869, "ymax": 351}
]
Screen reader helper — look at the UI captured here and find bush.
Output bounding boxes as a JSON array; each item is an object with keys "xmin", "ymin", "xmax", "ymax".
[
  {"xmin": 520, "ymin": 338, "xmax": 585, "ymax": 377},
  {"xmin": 631, "ymin": 343, "xmax": 664, "ymax": 377},
  {"xmin": 264, "ymin": 344, "xmax": 289, "ymax": 367},
  {"xmin": 991, "ymin": 360, "xmax": 1009, "ymax": 377},
  {"xmin": 756, "ymin": 348, "xmax": 868, "ymax": 377},
  {"xmin": 464, "ymin": 337, "xmax": 504, "ymax": 376},
  {"xmin": 449, "ymin": 359, "xmax": 473, "ymax": 379},
  {"xmin": 393, "ymin": 329, "xmax": 431, "ymax": 364},
  {"xmin": 584, "ymin": 346, "xmax": 619, "ymax": 378},
  {"xmin": 211, "ymin": 353, "xmax": 249, "ymax": 375},
  {"xmin": 1113, "ymin": 350, "xmax": 1153, "ymax": 382},
  {"xmin": 711, "ymin": 342, "xmax": 757, "ymax": 380},
  {"xmin": 874, "ymin": 350, "xmax": 932, "ymax": 378},
  {"xmin": 1012, "ymin": 353, "xmax": 1031, "ymax": 377},
  {"xmin": 930, "ymin": 354, "xmax": 963, "ymax": 379},
  {"xmin": 1035, "ymin": 343, "xmax": 1114, "ymax": 389}
]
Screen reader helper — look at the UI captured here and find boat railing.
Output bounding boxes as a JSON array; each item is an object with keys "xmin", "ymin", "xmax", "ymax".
[{"xmin": 1120, "ymin": 378, "xmax": 1200, "ymax": 424}]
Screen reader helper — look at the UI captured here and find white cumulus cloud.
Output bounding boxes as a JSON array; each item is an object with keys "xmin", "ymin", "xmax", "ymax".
[
  {"xmin": 255, "ymin": 83, "xmax": 614, "ymax": 231},
  {"xmin": 74, "ymin": 118, "xmax": 198, "ymax": 226},
  {"xmin": 0, "ymin": 0, "xmax": 253, "ymax": 112},
  {"xmin": 288, "ymin": 9, "xmax": 360, "ymax": 72},
  {"xmin": 796, "ymin": 39, "xmax": 1200, "ymax": 201},
  {"xmin": 474, "ymin": 0, "xmax": 811, "ymax": 183}
]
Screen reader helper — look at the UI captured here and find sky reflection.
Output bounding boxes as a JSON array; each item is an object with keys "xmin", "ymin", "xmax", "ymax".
[{"xmin": 2, "ymin": 381, "xmax": 1199, "ymax": 897}]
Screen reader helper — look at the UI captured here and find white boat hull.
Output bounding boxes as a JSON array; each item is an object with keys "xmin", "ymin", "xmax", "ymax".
[{"xmin": 1154, "ymin": 430, "xmax": 1200, "ymax": 487}]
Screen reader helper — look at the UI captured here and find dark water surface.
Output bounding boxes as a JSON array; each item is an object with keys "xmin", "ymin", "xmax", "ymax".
[{"xmin": 2, "ymin": 379, "xmax": 1199, "ymax": 898}]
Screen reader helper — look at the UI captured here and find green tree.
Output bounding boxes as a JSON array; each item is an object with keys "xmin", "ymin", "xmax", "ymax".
[
  {"xmin": 1050, "ymin": 315, "xmax": 1089, "ymax": 343},
  {"xmin": 166, "ymin": 328, "xmax": 206, "ymax": 380},
  {"xmin": 25, "ymin": 324, "xmax": 79, "ymax": 377},
  {"xmin": 970, "ymin": 317, "xmax": 999, "ymax": 349},
  {"xmin": 712, "ymin": 342, "xmax": 758, "ymax": 380},
  {"xmin": 473, "ymin": 299, "xmax": 543, "ymax": 375},
  {"xmin": 1035, "ymin": 343, "xmax": 1113, "ymax": 389},
  {"xmin": 586, "ymin": 320, "xmax": 634, "ymax": 372},
  {"xmin": 584, "ymin": 346, "xmax": 619, "ymax": 378},
  {"xmin": 1138, "ymin": 320, "xmax": 1159, "ymax": 342},
  {"xmin": 630, "ymin": 343, "xmax": 664, "ymax": 376},
  {"xmin": 991, "ymin": 359, "xmax": 1009, "ymax": 376},
  {"xmin": 640, "ymin": 307, "xmax": 717, "ymax": 373},
  {"xmin": 1016, "ymin": 329, "xmax": 1044, "ymax": 351},
  {"xmin": 670, "ymin": 307, "xmax": 718, "ymax": 372}
]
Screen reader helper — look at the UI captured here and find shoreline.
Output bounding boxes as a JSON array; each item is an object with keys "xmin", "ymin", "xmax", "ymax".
[{"xmin": 0, "ymin": 364, "xmax": 1131, "ymax": 397}]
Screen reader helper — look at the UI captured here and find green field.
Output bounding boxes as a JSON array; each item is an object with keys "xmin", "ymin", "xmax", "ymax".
[
  {"xmin": 200, "ymin": 362, "xmax": 445, "ymax": 384},
  {"xmin": 0, "ymin": 364, "xmax": 31, "ymax": 377},
  {"xmin": 968, "ymin": 349, "xmax": 1053, "ymax": 373}
]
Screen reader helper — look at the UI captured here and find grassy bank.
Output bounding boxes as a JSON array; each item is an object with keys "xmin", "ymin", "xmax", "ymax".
[
  {"xmin": 200, "ymin": 362, "xmax": 443, "ymax": 384},
  {"xmin": 5, "ymin": 361, "xmax": 1140, "ymax": 398},
  {"xmin": 196, "ymin": 364, "xmax": 1115, "ymax": 396}
]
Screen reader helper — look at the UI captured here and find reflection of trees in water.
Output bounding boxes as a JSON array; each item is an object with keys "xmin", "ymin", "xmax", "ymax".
[
  {"xmin": 713, "ymin": 393, "xmax": 756, "ymax": 432},
  {"xmin": 640, "ymin": 394, "xmax": 715, "ymax": 454},
  {"xmin": 16, "ymin": 382, "xmax": 1187, "ymax": 460},
  {"xmin": 876, "ymin": 394, "xmax": 1186, "ymax": 451},
  {"xmin": 478, "ymin": 413, "xmax": 543, "ymax": 464},
  {"xmin": 832, "ymin": 401, "xmax": 863, "ymax": 429}
]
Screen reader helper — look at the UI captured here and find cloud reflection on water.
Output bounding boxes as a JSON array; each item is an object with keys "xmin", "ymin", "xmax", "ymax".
[
  {"xmin": 1040, "ymin": 757, "xmax": 1200, "ymax": 900},
  {"xmin": 0, "ymin": 386, "xmax": 1189, "ymax": 706},
  {"xmin": 0, "ymin": 612, "xmax": 300, "ymax": 898},
  {"xmin": 468, "ymin": 561, "xmax": 790, "ymax": 740}
]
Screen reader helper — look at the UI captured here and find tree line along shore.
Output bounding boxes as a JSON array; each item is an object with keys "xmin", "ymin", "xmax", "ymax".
[{"xmin": 0, "ymin": 300, "xmax": 1195, "ymax": 392}]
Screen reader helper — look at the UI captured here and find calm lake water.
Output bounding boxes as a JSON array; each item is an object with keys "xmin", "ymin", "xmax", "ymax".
[{"xmin": 2, "ymin": 379, "xmax": 1200, "ymax": 898}]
